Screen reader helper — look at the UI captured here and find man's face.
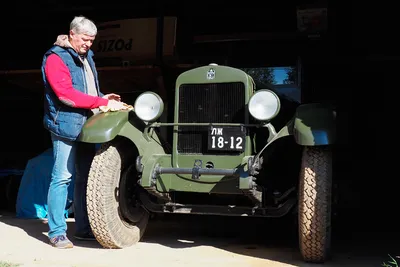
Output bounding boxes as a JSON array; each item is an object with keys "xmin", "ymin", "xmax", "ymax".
[{"xmin": 69, "ymin": 30, "xmax": 96, "ymax": 55}]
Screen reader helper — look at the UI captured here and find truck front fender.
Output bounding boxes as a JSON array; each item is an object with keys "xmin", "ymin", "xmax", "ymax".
[
  {"xmin": 78, "ymin": 111, "xmax": 130, "ymax": 143},
  {"xmin": 78, "ymin": 111, "xmax": 165, "ymax": 157},
  {"xmin": 293, "ymin": 103, "xmax": 336, "ymax": 146}
]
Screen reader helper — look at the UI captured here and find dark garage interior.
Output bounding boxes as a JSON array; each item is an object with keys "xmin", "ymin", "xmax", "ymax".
[{"xmin": 0, "ymin": 1, "xmax": 398, "ymax": 265}]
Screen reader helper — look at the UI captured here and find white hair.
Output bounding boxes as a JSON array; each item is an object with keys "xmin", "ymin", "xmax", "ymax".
[{"xmin": 70, "ymin": 16, "xmax": 97, "ymax": 36}]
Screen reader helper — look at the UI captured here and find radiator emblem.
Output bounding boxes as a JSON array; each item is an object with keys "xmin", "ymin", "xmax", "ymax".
[{"xmin": 207, "ymin": 68, "xmax": 215, "ymax": 80}]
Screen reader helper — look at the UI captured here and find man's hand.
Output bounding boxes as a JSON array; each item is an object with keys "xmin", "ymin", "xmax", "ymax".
[{"xmin": 102, "ymin": 93, "xmax": 121, "ymax": 101}]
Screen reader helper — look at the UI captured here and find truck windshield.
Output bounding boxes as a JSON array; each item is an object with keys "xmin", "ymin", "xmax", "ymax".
[{"xmin": 240, "ymin": 66, "xmax": 301, "ymax": 103}]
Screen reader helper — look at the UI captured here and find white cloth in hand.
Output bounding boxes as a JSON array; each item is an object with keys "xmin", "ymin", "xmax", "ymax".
[
  {"xmin": 107, "ymin": 99, "xmax": 126, "ymax": 111},
  {"xmin": 99, "ymin": 100, "xmax": 133, "ymax": 112}
]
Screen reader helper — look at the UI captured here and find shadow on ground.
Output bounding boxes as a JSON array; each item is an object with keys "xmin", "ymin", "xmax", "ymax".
[
  {"xmin": 140, "ymin": 213, "xmax": 400, "ymax": 267},
  {"xmin": 0, "ymin": 211, "xmax": 102, "ymax": 249},
  {"xmin": 1, "ymin": 210, "xmax": 399, "ymax": 267}
]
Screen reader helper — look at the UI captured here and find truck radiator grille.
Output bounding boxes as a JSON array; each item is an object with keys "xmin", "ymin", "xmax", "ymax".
[{"xmin": 177, "ymin": 82, "xmax": 245, "ymax": 154}]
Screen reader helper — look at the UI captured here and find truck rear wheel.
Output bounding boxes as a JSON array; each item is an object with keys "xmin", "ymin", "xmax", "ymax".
[
  {"xmin": 86, "ymin": 139, "xmax": 149, "ymax": 248},
  {"xmin": 298, "ymin": 146, "xmax": 332, "ymax": 263}
]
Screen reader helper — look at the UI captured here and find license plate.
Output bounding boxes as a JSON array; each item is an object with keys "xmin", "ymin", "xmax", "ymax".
[{"xmin": 208, "ymin": 126, "xmax": 246, "ymax": 151}]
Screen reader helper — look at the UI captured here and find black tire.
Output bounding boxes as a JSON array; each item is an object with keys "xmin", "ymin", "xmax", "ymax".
[
  {"xmin": 298, "ymin": 146, "xmax": 332, "ymax": 263},
  {"xmin": 86, "ymin": 139, "xmax": 149, "ymax": 248}
]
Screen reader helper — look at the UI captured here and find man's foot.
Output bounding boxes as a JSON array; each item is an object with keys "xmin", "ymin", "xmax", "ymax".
[
  {"xmin": 74, "ymin": 231, "xmax": 96, "ymax": 241},
  {"xmin": 49, "ymin": 235, "xmax": 73, "ymax": 249}
]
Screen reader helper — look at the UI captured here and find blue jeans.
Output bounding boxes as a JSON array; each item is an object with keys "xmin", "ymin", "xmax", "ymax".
[{"xmin": 47, "ymin": 133, "xmax": 95, "ymax": 238}]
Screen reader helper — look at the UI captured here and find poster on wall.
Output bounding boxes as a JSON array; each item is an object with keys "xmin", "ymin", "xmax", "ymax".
[
  {"xmin": 93, "ymin": 17, "xmax": 177, "ymax": 65},
  {"xmin": 297, "ymin": 8, "xmax": 327, "ymax": 34}
]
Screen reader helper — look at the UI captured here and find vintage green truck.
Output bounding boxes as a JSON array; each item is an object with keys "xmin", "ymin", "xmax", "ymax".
[{"xmin": 78, "ymin": 63, "xmax": 336, "ymax": 263}]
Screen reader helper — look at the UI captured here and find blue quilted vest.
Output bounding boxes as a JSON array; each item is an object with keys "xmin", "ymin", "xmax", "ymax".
[{"xmin": 41, "ymin": 45, "xmax": 102, "ymax": 141}]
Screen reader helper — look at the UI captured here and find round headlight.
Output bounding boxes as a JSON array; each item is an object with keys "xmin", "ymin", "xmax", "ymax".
[
  {"xmin": 248, "ymin": 89, "xmax": 280, "ymax": 121},
  {"xmin": 134, "ymin": 92, "xmax": 164, "ymax": 122}
]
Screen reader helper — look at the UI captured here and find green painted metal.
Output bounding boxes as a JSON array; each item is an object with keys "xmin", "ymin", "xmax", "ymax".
[
  {"xmin": 118, "ymin": 118, "xmax": 165, "ymax": 156},
  {"xmin": 171, "ymin": 64, "xmax": 254, "ymax": 174},
  {"xmin": 78, "ymin": 111, "xmax": 130, "ymax": 143},
  {"xmin": 293, "ymin": 103, "xmax": 336, "ymax": 146},
  {"xmin": 140, "ymin": 154, "xmax": 254, "ymax": 193},
  {"xmin": 78, "ymin": 110, "xmax": 165, "ymax": 180},
  {"xmin": 78, "ymin": 64, "xmax": 336, "ymax": 195}
]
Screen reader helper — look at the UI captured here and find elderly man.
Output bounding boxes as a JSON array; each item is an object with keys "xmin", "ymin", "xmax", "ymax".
[{"xmin": 41, "ymin": 16, "xmax": 127, "ymax": 248}]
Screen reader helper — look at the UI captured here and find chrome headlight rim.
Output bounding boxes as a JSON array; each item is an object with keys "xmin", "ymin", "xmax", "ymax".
[
  {"xmin": 248, "ymin": 89, "xmax": 281, "ymax": 121},
  {"xmin": 134, "ymin": 91, "xmax": 164, "ymax": 122}
]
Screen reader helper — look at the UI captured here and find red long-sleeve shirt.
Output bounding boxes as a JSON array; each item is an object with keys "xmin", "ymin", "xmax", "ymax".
[{"xmin": 45, "ymin": 54, "xmax": 109, "ymax": 109}]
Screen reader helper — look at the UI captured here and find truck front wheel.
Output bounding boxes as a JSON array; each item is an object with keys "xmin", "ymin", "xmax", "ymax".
[
  {"xmin": 86, "ymin": 139, "xmax": 149, "ymax": 248},
  {"xmin": 298, "ymin": 146, "xmax": 332, "ymax": 263}
]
